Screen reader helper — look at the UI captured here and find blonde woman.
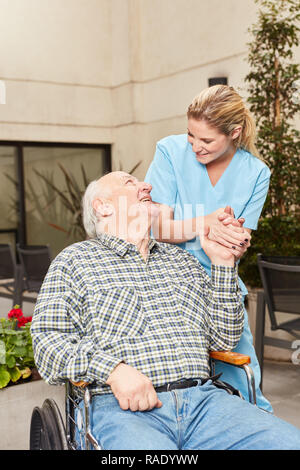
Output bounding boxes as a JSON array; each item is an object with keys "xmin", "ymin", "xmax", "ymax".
[{"xmin": 145, "ymin": 85, "xmax": 272, "ymax": 411}]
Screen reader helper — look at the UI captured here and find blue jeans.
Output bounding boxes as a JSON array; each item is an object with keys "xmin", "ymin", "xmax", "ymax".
[
  {"xmin": 76, "ymin": 381, "xmax": 300, "ymax": 450},
  {"xmin": 214, "ymin": 303, "xmax": 273, "ymax": 412}
]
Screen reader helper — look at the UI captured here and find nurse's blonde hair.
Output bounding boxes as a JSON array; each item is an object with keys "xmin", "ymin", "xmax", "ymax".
[{"xmin": 187, "ymin": 85, "xmax": 261, "ymax": 160}]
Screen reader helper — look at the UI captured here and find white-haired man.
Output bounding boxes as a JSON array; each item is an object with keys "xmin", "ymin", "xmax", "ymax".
[{"xmin": 31, "ymin": 171, "xmax": 300, "ymax": 450}]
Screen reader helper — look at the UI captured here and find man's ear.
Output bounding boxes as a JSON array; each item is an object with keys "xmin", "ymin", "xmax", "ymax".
[
  {"xmin": 231, "ymin": 126, "xmax": 242, "ymax": 141},
  {"xmin": 92, "ymin": 198, "xmax": 114, "ymax": 217}
]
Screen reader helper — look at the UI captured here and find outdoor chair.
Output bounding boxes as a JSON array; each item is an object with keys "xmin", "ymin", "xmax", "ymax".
[
  {"xmin": 16, "ymin": 244, "xmax": 52, "ymax": 306},
  {"xmin": 255, "ymin": 254, "xmax": 300, "ymax": 389},
  {"xmin": 29, "ymin": 350, "xmax": 256, "ymax": 450},
  {"xmin": 0, "ymin": 243, "xmax": 23, "ymax": 306}
]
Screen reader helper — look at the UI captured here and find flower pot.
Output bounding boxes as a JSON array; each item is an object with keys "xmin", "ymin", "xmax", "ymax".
[{"xmin": 0, "ymin": 377, "xmax": 65, "ymax": 450}]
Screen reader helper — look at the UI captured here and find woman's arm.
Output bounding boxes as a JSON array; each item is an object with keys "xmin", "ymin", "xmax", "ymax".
[{"xmin": 151, "ymin": 203, "xmax": 251, "ymax": 257}]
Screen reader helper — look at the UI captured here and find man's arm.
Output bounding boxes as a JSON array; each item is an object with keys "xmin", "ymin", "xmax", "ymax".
[
  {"xmin": 31, "ymin": 255, "xmax": 162, "ymax": 412},
  {"xmin": 198, "ymin": 226, "xmax": 245, "ymax": 351},
  {"xmin": 152, "ymin": 203, "xmax": 251, "ymax": 258},
  {"xmin": 31, "ymin": 255, "xmax": 122, "ymax": 386}
]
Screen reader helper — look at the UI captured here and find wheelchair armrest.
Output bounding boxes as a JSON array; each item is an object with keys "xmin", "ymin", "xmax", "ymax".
[
  {"xmin": 70, "ymin": 380, "xmax": 89, "ymax": 388},
  {"xmin": 209, "ymin": 351, "xmax": 251, "ymax": 366}
]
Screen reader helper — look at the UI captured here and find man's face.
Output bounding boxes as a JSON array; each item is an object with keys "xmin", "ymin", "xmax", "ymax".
[
  {"xmin": 94, "ymin": 171, "xmax": 159, "ymax": 236},
  {"xmin": 110, "ymin": 172, "xmax": 152, "ymax": 206}
]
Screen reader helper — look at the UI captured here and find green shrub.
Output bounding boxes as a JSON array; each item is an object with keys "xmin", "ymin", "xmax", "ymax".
[
  {"xmin": 242, "ymin": 0, "xmax": 300, "ymax": 287},
  {"xmin": 239, "ymin": 216, "xmax": 300, "ymax": 287}
]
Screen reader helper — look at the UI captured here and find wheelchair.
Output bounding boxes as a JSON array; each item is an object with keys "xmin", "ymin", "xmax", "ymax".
[{"xmin": 29, "ymin": 351, "xmax": 256, "ymax": 450}]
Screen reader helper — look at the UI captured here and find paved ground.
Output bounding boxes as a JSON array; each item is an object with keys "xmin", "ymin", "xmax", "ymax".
[{"xmin": 263, "ymin": 360, "xmax": 300, "ymax": 428}]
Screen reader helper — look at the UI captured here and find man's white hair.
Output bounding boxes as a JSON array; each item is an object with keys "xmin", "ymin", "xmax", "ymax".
[{"xmin": 82, "ymin": 178, "xmax": 110, "ymax": 238}]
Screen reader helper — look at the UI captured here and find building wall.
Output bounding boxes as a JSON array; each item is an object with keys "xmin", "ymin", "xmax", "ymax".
[
  {"xmin": 0, "ymin": 0, "xmax": 113, "ymax": 144},
  {"xmin": 112, "ymin": 0, "xmax": 261, "ymax": 178},
  {"xmin": 0, "ymin": 0, "xmax": 299, "ymax": 179}
]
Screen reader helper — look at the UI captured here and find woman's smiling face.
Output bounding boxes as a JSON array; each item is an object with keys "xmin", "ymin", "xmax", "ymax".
[{"xmin": 187, "ymin": 118, "xmax": 239, "ymax": 165}]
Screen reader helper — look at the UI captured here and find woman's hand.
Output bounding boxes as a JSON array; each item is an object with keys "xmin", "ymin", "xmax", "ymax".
[
  {"xmin": 151, "ymin": 202, "xmax": 251, "ymax": 258},
  {"xmin": 206, "ymin": 207, "xmax": 251, "ymax": 258}
]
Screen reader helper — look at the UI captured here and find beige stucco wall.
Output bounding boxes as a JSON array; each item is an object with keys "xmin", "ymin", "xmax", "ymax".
[
  {"xmin": 112, "ymin": 0, "xmax": 261, "ymax": 178},
  {"xmin": 0, "ymin": 0, "xmax": 113, "ymax": 144},
  {"xmin": 0, "ymin": 0, "xmax": 299, "ymax": 177}
]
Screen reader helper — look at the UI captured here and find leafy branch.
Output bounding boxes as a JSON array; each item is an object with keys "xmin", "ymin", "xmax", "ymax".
[
  {"xmin": 239, "ymin": 0, "xmax": 300, "ymax": 287},
  {"xmin": 29, "ymin": 160, "xmax": 142, "ymax": 241}
]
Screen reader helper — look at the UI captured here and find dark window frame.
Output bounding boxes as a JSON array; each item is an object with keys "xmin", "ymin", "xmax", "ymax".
[{"xmin": 0, "ymin": 141, "xmax": 111, "ymax": 246}]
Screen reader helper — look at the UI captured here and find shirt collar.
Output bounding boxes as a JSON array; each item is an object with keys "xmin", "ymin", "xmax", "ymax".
[{"xmin": 96, "ymin": 232, "xmax": 160, "ymax": 257}]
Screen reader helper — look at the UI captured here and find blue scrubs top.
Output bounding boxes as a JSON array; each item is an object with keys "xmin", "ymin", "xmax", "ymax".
[
  {"xmin": 145, "ymin": 135, "xmax": 273, "ymax": 411},
  {"xmin": 145, "ymin": 134, "xmax": 271, "ymax": 296}
]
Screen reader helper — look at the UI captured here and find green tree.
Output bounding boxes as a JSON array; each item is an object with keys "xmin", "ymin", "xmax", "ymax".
[{"xmin": 239, "ymin": 0, "xmax": 300, "ymax": 287}]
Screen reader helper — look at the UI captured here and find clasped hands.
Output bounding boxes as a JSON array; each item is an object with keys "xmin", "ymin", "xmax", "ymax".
[{"xmin": 207, "ymin": 206, "xmax": 251, "ymax": 260}]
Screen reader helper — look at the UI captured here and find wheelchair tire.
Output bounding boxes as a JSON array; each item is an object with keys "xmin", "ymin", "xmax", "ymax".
[{"xmin": 30, "ymin": 398, "xmax": 68, "ymax": 450}]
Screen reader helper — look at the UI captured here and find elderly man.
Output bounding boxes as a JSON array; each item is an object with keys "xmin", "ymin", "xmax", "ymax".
[{"xmin": 31, "ymin": 171, "xmax": 300, "ymax": 450}]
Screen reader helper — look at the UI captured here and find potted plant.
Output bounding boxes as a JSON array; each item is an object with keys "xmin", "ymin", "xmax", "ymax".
[
  {"xmin": 0, "ymin": 306, "xmax": 36, "ymax": 389},
  {"xmin": 240, "ymin": 0, "xmax": 300, "ymax": 357},
  {"xmin": 0, "ymin": 305, "xmax": 65, "ymax": 450}
]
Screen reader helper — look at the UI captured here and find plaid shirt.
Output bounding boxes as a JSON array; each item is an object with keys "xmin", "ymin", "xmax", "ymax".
[{"xmin": 31, "ymin": 233, "xmax": 244, "ymax": 396}]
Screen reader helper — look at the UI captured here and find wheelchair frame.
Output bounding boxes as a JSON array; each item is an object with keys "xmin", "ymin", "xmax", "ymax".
[{"xmin": 29, "ymin": 351, "xmax": 256, "ymax": 450}]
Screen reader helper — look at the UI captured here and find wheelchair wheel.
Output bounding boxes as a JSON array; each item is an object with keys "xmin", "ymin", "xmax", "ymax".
[{"xmin": 30, "ymin": 398, "xmax": 68, "ymax": 450}]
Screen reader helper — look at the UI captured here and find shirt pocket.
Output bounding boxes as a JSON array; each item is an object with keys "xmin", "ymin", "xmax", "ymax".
[{"xmin": 95, "ymin": 287, "xmax": 148, "ymax": 340}]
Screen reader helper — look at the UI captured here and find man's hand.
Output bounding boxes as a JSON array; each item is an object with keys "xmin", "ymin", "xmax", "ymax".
[
  {"xmin": 200, "ymin": 226, "xmax": 235, "ymax": 266},
  {"xmin": 106, "ymin": 363, "xmax": 163, "ymax": 412},
  {"xmin": 206, "ymin": 207, "xmax": 251, "ymax": 258}
]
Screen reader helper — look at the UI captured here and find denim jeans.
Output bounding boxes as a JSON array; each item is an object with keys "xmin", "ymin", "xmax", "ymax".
[
  {"xmin": 76, "ymin": 381, "xmax": 300, "ymax": 450},
  {"xmin": 214, "ymin": 303, "xmax": 273, "ymax": 412}
]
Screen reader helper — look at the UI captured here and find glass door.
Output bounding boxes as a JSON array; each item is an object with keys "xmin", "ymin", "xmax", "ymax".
[
  {"xmin": 0, "ymin": 142, "xmax": 111, "ymax": 257},
  {"xmin": 23, "ymin": 144, "xmax": 110, "ymax": 257}
]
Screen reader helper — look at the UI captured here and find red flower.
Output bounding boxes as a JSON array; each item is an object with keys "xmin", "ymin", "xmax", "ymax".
[
  {"xmin": 8, "ymin": 306, "xmax": 24, "ymax": 319},
  {"xmin": 7, "ymin": 306, "xmax": 32, "ymax": 328},
  {"xmin": 18, "ymin": 316, "xmax": 32, "ymax": 328}
]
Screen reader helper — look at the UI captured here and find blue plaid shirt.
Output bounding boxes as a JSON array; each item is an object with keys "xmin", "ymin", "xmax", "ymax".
[{"xmin": 31, "ymin": 233, "xmax": 244, "ymax": 395}]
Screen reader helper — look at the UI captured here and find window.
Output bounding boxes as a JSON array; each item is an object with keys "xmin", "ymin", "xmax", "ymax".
[
  {"xmin": 0, "ymin": 142, "xmax": 111, "ymax": 256},
  {"xmin": 0, "ymin": 145, "xmax": 24, "ymax": 247}
]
